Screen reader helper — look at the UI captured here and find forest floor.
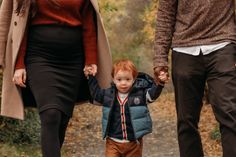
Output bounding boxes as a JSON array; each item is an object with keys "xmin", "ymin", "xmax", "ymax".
[{"xmin": 63, "ymin": 92, "xmax": 222, "ymax": 157}]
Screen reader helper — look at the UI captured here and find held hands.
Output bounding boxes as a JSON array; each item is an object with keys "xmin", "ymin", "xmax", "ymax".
[
  {"xmin": 154, "ymin": 66, "xmax": 169, "ymax": 86},
  {"xmin": 12, "ymin": 68, "xmax": 27, "ymax": 88},
  {"xmin": 83, "ymin": 64, "xmax": 97, "ymax": 78}
]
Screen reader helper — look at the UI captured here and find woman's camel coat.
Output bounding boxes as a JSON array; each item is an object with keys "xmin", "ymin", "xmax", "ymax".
[{"xmin": 0, "ymin": 0, "xmax": 112, "ymax": 120}]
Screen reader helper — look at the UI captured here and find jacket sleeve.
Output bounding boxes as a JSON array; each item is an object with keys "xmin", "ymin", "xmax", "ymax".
[
  {"xmin": 145, "ymin": 84, "xmax": 163, "ymax": 103},
  {"xmin": 88, "ymin": 75, "xmax": 106, "ymax": 104},
  {"xmin": 153, "ymin": 0, "xmax": 178, "ymax": 68},
  {"xmin": 0, "ymin": 0, "xmax": 13, "ymax": 67}
]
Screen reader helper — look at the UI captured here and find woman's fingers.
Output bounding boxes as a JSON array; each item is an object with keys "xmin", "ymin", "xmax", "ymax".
[
  {"xmin": 13, "ymin": 75, "xmax": 26, "ymax": 88},
  {"xmin": 23, "ymin": 70, "xmax": 27, "ymax": 83},
  {"xmin": 91, "ymin": 64, "xmax": 97, "ymax": 76},
  {"xmin": 13, "ymin": 69, "xmax": 27, "ymax": 88},
  {"xmin": 83, "ymin": 66, "xmax": 91, "ymax": 78}
]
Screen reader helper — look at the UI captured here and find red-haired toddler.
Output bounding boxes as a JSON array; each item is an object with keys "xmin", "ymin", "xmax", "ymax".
[{"xmin": 84, "ymin": 59, "xmax": 168, "ymax": 157}]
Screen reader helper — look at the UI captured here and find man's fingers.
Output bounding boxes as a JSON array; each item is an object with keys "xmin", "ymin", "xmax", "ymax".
[
  {"xmin": 154, "ymin": 66, "xmax": 169, "ymax": 85},
  {"xmin": 154, "ymin": 66, "xmax": 168, "ymax": 78}
]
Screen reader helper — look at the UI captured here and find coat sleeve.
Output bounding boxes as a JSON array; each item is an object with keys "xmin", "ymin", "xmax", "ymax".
[
  {"xmin": 145, "ymin": 84, "xmax": 163, "ymax": 103},
  {"xmin": 88, "ymin": 75, "xmax": 106, "ymax": 104},
  {"xmin": 153, "ymin": 0, "xmax": 178, "ymax": 68},
  {"xmin": 0, "ymin": 0, "xmax": 13, "ymax": 67}
]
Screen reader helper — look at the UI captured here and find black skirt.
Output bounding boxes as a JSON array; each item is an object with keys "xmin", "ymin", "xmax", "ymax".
[{"xmin": 25, "ymin": 25, "xmax": 85, "ymax": 117}]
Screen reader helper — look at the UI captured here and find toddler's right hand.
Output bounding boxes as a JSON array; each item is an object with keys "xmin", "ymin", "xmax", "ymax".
[{"xmin": 83, "ymin": 64, "xmax": 97, "ymax": 78}]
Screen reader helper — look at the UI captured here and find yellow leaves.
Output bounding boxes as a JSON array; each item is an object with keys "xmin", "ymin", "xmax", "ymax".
[{"xmin": 141, "ymin": 0, "xmax": 159, "ymax": 42}]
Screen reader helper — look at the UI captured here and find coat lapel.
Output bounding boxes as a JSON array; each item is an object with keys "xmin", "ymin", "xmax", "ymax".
[{"xmin": 89, "ymin": 0, "xmax": 99, "ymax": 13}]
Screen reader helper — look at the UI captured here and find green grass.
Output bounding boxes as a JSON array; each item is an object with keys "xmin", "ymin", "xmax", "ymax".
[
  {"xmin": 0, "ymin": 143, "xmax": 69, "ymax": 157},
  {"xmin": 0, "ymin": 143, "xmax": 41, "ymax": 157},
  {"xmin": 210, "ymin": 124, "xmax": 221, "ymax": 141}
]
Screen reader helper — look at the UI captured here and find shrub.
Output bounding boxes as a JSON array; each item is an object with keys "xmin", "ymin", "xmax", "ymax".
[{"xmin": 0, "ymin": 108, "xmax": 40, "ymax": 145}]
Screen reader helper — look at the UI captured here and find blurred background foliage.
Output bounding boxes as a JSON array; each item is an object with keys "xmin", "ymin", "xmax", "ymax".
[{"xmin": 99, "ymin": 0, "xmax": 158, "ymax": 73}]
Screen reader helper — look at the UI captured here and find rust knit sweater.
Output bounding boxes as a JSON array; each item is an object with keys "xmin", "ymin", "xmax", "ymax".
[
  {"xmin": 15, "ymin": 0, "xmax": 97, "ymax": 69},
  {"xmin": 154, "ymin": 0, "xmax": 236, "ymax": 67}
]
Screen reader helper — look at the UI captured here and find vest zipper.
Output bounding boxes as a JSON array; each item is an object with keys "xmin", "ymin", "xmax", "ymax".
[{"xmin": 127, "ymin": 95, "xmax": 137, "ymax": 141}]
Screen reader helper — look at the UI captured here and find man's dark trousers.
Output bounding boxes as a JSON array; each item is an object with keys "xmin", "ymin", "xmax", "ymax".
[{"xmin": 172, "ymin": 43, "xmax": 236, "ymax": 157}]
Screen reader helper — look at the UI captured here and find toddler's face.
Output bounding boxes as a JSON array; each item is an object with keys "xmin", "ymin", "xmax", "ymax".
[{"xmin": 113, "ymin": 70, "xmax": 135, "ymax": 94}]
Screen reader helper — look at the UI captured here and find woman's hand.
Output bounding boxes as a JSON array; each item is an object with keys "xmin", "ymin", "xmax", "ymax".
[
  {"xmin": 84, "ymin": 64, "xmax": 97, "ymax": 78},
  {"xmin": 12, "ymin": 68, "xmax": 27, "ymax": 88}
]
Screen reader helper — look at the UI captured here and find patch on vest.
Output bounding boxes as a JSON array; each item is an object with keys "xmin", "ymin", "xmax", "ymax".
[{"xmin": 134, "ymin": 97, "xmax": 141, "ymax": 105}]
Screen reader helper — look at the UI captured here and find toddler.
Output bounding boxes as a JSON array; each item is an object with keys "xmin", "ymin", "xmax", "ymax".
[{"xmin": 84, "ymin": 59, "xmax": 168, "ymax": 157}]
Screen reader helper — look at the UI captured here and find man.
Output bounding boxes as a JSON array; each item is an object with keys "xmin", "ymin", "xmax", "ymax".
[{"xmin": 154, "ymin": 0, "xmax": 236, "ymax": 157}]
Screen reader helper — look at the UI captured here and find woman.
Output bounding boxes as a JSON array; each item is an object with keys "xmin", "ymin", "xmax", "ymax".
[{"xmin": 0, "ymin": 0, "xmax": 112, "ymax": 156}]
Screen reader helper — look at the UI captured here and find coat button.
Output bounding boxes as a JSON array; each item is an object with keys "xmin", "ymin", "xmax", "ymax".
[{"xmin": 14, "ymin": 21, "xmax": 17, "ymax": 26}]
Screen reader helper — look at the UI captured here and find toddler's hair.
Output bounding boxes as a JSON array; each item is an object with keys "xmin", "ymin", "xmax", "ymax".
[{"xmin": 112, "ymin": 59, "xmax": 138, "ymax": 79}]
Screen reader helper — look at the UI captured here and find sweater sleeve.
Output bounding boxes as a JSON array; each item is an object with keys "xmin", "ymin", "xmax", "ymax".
[
  {"xmin": 15, "ymin": 27, "xmax": 28, "ymax": 69},
  {"xmin": 153, "ymin": 0, "xmax": 178, "ymax": 68},
  {"xmin": 82, "ymin": 1, "xmax": 97, "ymax": 65}
]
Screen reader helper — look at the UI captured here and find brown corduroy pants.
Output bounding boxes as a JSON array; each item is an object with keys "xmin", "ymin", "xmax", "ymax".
[{"xmin": 105, "ymin": 138, "xmax": 143, "ymax": 157}]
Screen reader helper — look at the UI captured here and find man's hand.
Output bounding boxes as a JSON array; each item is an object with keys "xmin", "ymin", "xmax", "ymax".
[
  {"xmin": 13, "ymin": 68, "xmax": 27, "ymax": 88},
  {"xmin": 154, "ymin": 66, "xmax": 169, "ymax": 86}
]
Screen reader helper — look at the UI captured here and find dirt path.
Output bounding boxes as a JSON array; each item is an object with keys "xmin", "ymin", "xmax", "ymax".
[
  {"xmin": 63, "ymin": 92, "xmax": 221, "ymax": 157},
  {"xmin": 142, "ymin": 119, "xmax": 179, "ymax": 157},
  {"xmin": 64, "ymin": 118, "xmax": 179, "ymax": 157}
]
